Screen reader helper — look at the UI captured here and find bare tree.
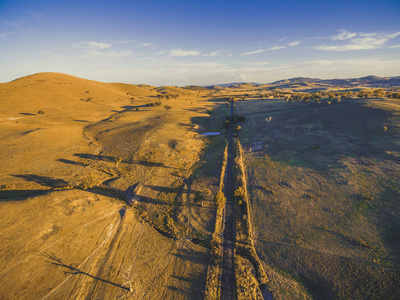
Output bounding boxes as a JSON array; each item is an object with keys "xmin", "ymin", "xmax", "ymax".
[{"xmin": 122, "ymin": 265, "xmax": 136, "ymax": 294}]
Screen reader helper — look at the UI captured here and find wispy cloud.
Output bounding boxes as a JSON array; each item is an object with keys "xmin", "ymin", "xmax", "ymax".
[
  {"xmin": 169, "ymin": 48, "xmax": 201, "ymax": 57},
  {"xmin": 287, "ymin": 41, "xmax": 301, "ymax": 47},
  {"xmin": 72, "ymin": 41, "xmax": 131, "ymax": 58},
  {"xmin": 241, "ymin": 40, "xmax": 302, "ymax": 55},
  {"xmin": 203, "ymin": 50, "xmax": 227, "ymax": 57},
  {"xmin": 240, "ymin": 49, "xmax": 266, "ymax": 56},
  {"xmin": 74, "ymin": 41, "xmax": 112, "ymax": 49},
  {"xmin": 268, "ymin": 46, "xmax": 287, "ymax": 51},
  {"xmin": 315, "ymin": 31, "xmax": 400, "ymax": 51},
  {"xmin": 332, "ymin": 29, "xmax": 357, "ymax": 41}
]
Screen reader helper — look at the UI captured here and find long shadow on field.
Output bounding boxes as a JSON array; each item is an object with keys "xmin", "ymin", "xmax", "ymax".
[
  {"xmin": 57, "ymin": 159, "xmax": 88, "ymax": 167},
  {"xmin": 74, "ymin": 153, "xmax": 177, "ymax": 169},
  {"xmin": 131, "ymin": 195, "xmax": 167, "ymax": 206},
  {"xmin": 13, "ymin": 174, "xmax": 68, "ymax": 188},
  {"xmin": 145, "ymin": 185, "xmax": 187, "ymax": 194},
  {"xmin": 167, "ymin": 248, "xmax": 207, "ymax": 298},
  {"xmin": 43, "ymin": 253, "xmax": 129, "ymax": 291},
  {"xmin": 0, "ymin": 189, "xmax": 50, "ymax": 201}
]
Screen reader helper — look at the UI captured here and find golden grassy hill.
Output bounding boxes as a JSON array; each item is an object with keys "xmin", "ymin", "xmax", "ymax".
[
  {"xmin": 0, "ymin": 72, "xmax": 224, "ymax": 299},
  {"xmin": 156, "ymin": 86, "xmax": 193, "ymax": 95}
]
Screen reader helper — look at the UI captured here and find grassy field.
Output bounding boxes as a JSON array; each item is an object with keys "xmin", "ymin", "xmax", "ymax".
[
  {"xmin": 2, "ymin": 72, "xmax": 399, "ymax": 299},
  {"xmin": 0, "ymin": 73, "xmax": 225, "ymax": 299},
  {"xmin": 236, "ymin": 97, "xmax": 400, "ymax": 299}
]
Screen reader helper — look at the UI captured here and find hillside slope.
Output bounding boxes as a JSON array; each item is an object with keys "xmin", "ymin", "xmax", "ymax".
[{"xmin": 0, "ymin": 72, "xmax": 221, "ymax": 299}]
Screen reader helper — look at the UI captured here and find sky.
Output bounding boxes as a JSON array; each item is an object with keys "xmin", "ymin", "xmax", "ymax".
[{"xmin": 0, "ymin": 0, "xmax": 399, "ymax": 86}]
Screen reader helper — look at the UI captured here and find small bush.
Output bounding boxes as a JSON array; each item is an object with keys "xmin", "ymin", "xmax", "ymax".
[
  {"xmin": 164, "ymin": 105, "xmax": 172, "ymax": 110},
  {"xmin": 37, "ymin": 110, "xmax": 45, "ymax": 115},
  {"xmin": 214, "ymin": 191, "xmax": 226, "ymax": 207},
  {"xmin": 234, "ymin": 187, "xmax": 245, "ymax": 198},
  {"xmin": 261, "ymin": 185, "xmax": 275, "ymax": 194}
]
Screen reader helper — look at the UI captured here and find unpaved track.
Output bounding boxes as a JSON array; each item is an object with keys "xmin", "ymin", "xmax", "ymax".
[{"xmin": 220, "ymin": 102, "xmax": 236, "ymax": 299}]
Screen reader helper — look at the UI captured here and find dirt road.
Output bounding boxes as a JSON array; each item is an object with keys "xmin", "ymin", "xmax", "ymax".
[{"xmin": 220, "ymin": 102, "xmax": 236, "ymax": 299}]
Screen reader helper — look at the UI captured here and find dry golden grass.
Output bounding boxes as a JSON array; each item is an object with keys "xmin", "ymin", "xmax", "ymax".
[{"xmin": 0, "ymin": 72, "xmax": 222, "ymax": 299}]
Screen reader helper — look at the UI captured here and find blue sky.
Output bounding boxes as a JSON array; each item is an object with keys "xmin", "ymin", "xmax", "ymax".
[{"xmin": 1, "ymin": 0, "xmax": 399, "ymax": 86}]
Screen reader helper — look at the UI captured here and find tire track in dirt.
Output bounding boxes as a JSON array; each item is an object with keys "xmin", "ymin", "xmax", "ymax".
[
  {"xmin": 0, "ymin": 209, "xmax": 120, "ymax": 278},
  {"xmin": 41, "ymin": 215, "xmax": 121, "ymax": 299}
]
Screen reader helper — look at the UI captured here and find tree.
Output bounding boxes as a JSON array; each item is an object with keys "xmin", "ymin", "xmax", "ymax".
[
  {"xmin": 214, "ymin": 191, "xmax": 226, "ymax": 208},
  {"xmin": 122, "ymin": 265, "xmax": 136, "ymax": 293},
  {"xmin": 115, "ymin": 157, "xmax": 122, "ymax": 168}
]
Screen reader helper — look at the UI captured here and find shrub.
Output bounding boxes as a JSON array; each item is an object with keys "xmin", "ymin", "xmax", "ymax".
[
  {"xmin": 214, "ymin": 191, "xmax": 226, "ymax": 207},
  {"xmin": 234, "ymin": 187, "xmax": 245, "ymax": 198},
  {"xmin": 37, "ymin": 110, "xmax": 45, "ymax": 115},
  {"xmin": 164, "ymin": 105, "xmax": 172, "ymax": 110},
  {"xmin": 115, "ymin": 157, "xmax": 122, "ymax": 167}
]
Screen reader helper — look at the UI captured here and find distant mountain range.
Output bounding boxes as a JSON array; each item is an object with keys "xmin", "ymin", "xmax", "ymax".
[
  {"xmin": 206, "ymin": 75, "xmax": 400, "ymax": 89},
  {"xmin": 271, "ymin": 75, "xmax": 400, "ymax": 87}
]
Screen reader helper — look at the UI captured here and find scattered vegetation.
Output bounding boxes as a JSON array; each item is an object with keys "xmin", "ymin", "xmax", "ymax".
[{"xmin": 213, "ymin": 190, "xmax": 226, "ymax": 208}]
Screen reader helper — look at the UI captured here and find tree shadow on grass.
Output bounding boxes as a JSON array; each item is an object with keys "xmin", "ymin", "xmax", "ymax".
[
  {"xmin": 13, "ymin": 174, "xmax": 68, "ymax": 188},
  {"xmin": 0, "ymin": 189, "xmax": 50, "ymax": 201},
  {"xmin": 73, "ymin": 153, "xmax": 178, "ymax": 169},
  {"xmin": 42, "ymin": 253, "xmax": 129, "ymax": 291},
  {"xmin": 57, "ymin": 159, "xmax": 88, "ymax": 167},
  {"xmin": 166, "ymin": 247, "xmax": 208, "ymax": 298},
  {"xmin": 74, "ymin": 153, "xmax": 116, "ymax": 162}
]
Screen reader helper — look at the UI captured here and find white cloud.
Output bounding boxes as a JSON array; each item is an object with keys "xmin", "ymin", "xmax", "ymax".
[
  {"xmin": 73, "ymin": 41, "xmax": 111, "ymax": 50},
  {"xmin": 287, "ymin": 41, "xmax": 301, "ymax": 47},
  {"xmin": 156, "ymin": 50, "xmax": 167, "ymax": 55},
  {"xmin": 204, "ymin": 50, "xmax": 226, "ymax": 57},
  {"xmin": 72, "ymin": 41, "xmax": 131, "ymax": 58},
  {"xmin": 332, "ymin": 30, "xmax": 357, "ymax": 41},
  {"xmin": 113, "ymin": 40, "xmax": 137, "ymax": 44},
  {"xmin": 240, "ymin": 49, "xmax": 265, "ymax": 56},
  {"xmin": 241, "ymin": 39, "xmax": 301, "ymax": 55},
  {"xmin": 315, "ymin": 31, "xmax": 400, "ymax": 51},
  {"xmin": 268, "ymin": 46, "xmax": 286, "ymax": 51},
  {"xmin": 169, "ymin": 48, "xmax": 201, "ymax": 56}
]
